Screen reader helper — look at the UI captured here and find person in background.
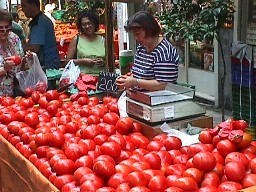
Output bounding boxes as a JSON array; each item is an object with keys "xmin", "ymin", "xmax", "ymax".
[
  {"xmin": 0, "ymin": 9, "xmax": 24, "ymax": 96},
  {"xmin": 44, "ymin": 3, "xmax": 56, "ymax": 26},
  {"xmin": 116, "ymin": 11, "xmax": 179, "ymax": 91},
  {"xmin": 11, "ymin": 12, "xmax": 26, "ymax": 48},
  {"xmin": 21, "ymin": 0, "xmax": 60, "ymax": 89},
  {"xmin": 66, "ymin": 10, "xmax": 105, "ymax": 76}
]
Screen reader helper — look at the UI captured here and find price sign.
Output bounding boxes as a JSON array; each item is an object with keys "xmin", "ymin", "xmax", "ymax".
[{"xmin": 97, "ymin": 71, "xmax": 119, "ymax": 92}]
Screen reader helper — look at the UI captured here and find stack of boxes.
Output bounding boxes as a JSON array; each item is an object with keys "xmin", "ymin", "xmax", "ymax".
[{"xmin": 231, "ymin": 50, "xmax": 256, "ymax": 139}]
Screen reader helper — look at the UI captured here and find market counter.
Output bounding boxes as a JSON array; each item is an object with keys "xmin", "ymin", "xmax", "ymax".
[{"xmin": 0, "ymin": 135, "xmax": 58, "ymax": 192}]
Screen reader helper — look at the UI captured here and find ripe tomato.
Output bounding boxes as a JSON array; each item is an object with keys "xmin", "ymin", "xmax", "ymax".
[
  {"xmin": 93, "ymin": 160, "xmax": 116, "ymax": 179},
  {"xmin": 201, "ymin": 172, "xmax": 220, "ymax": 187},
  {"xmin": 199, "ymin": 130, "xmax": 213, "ymax": 144},
  {"xmin": 148, "ymin": 175, "xmax": 167, "ymax": 191},
  {"xmin": 225, "ymin": 152, "xmax": 249, "ymax": 168},
  {"xmin": 232, "ymin": 119, "xmax": 248, "ymax": 131},
  {"xmin": 173, "ymin": 154, "xmax": 189, "ymax": 165},
  {"xmin": 128, "ymin": 171, "xmax": 149, "ymax": 187},
  {"xmin": 129, "ymin": 132, "xmax": 150, "ymax": 149},
  {"xmin": 165, "ymin": 187, "xmax": 183, "ymax": 192},
  {"xmin": 74, "ymin": 166, "xmax": 93, "ymax": 183},
  {"xmin": 165, "ymin": 163, "xmax": 186, "ymax": 176},
  {"xmin": 45, "ymin": 90, "xmax": 59, "ymax": 101},
  {"xmin": 9, "ymin": 55, "xmax": 21, "ymax": 65},
  {"xmin": 96, "ymin": 187, "xmax": 115, "ymax": 192},
  {"xmin": 198, "ymin": 186, "xmax": 219, "ymax": 192},
  {"xmin": 116, "ymin": 117, "xmax": 134, "ymax": 134},
  {"xmin": 172, "ymin": 177, "xmax": 198, "ymax": 191},
  {"xmin": 164, "ymin": 136, "xmax": 182, "ymax": 150},
  {"xmin": 216, "ymin": 139, "xmax": 236, "ymax": 156},
  {"xmin": 242, "ymin": 173, "xmax": 256, "ymax": 188},
  {"xmin": 54, "ymin": 174, "xmax": 74, "ymax": 190},
  {"xmin": 192, "ymin": 151, "xmax": 216, "ymax": 172},
  {"xmin": 146, "ymin": 140, "xmax": 164, "ymax": 151},
  {"xmin": 218, "ymin": 181, "xmax": 243, "ymax": 191},
  {"xmin": 107, "ymin": 173, "xmax": 128, "ymax": 189},
  {"xmin": 103, "ymin": 112, "xmax": 120, "ymax": 125},
  {"xmin": 80, "ymin": 124, "xmax": 102, "ymax": 140},
  {"xmin": 53, "ymin": 158, "xmax": 75, "ymax": 175},
  {"xmin": 116, "ymin": 183, "xmax": 130, "ymax": 191},
  {"xmin": 187, "ymin": 143, "xmax": 211, "ymax": 158},
  {"xmin": 236, "ymin": 132, "xmax": 252, "ymax": 149},
  {"xmin": 183, "ymin": 167, "xmax": 203, "ymax": 185},
  {"xmin": 100, "ymin": 141, "xmax": 121, "ymax": 157},
  {"xmin": 224, "ymin": 161, "xmax": 246, "ymax": 182},
  {"xmin": 74, "ymin": 155, "xmax": 93, "ymax": 170}
]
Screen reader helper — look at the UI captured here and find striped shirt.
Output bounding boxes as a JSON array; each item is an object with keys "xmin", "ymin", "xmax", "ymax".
[{"xmin": 132, "ymin": 38, "xmax": 179, "ymax": 83}]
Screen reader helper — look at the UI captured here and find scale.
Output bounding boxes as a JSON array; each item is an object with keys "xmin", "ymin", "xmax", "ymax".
[{"xmin": 126, "ymin": 83, "xmax": 206, "ymax": 125}]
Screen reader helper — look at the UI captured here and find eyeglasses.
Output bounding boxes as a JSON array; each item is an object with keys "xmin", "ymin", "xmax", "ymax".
[
  {"xmin": 82, "ymin": 22, "xmax": 93, "ymax": 27},
  {"xmin": 0, "ymin": 25, "xmax": 12, "ymax": 33}
]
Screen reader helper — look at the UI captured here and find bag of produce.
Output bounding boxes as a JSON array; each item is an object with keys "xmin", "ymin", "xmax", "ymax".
[
  {"xmin": 16, "ymin": 53, "xmax": 48, "ymax": 94},
  {"xmin": 59, "ymin": 60, "xmax": 80, "ymax": 88}
]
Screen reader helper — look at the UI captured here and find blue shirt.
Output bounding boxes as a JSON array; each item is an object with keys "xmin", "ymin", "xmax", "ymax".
[
  {"xmin": 132, "ymin": 38, "xmax": 179, "ymax": 83},
  {"xmin": 29, "ymin": 12, "xmax": 60, "ymax": 69}
]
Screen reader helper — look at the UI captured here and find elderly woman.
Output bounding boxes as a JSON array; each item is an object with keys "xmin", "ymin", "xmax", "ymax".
[
  {"xmin": 66, "ymin": 10, "xmax": 105, "ymax": 76},
  {"xmin": 116, "ymin": 11, "xmax": 179, "ymax": 91},
  {"xmin": 0, "ymin": 9, "xmax": 24, "ymax": 96}
]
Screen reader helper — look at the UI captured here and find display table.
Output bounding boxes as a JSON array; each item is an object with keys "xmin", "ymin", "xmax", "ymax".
[{"xmin": 0, "ymin": 135, "xmax": 58, "ymax": 192}]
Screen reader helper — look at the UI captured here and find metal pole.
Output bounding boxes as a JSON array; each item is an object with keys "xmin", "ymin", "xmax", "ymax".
[{"xmin": 105, "ymin": 0, "xmax": 114, "ymax": 72}]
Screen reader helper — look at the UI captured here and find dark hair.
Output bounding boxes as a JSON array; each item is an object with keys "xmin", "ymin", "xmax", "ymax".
[
  {"xmin": 124, "ymin": 11, "xmax": 161, "ymax": 37},
  {"xmin": 24, "ymin": 0, "xmax": 40, "ymax": 9},
  {"xmin": 0, "ymin": 9, "xmax": 12, "ymax": 25},
  {"xmin": 11, "ymin": 12, "xmax": 19, "ymax": 20},
  {"xmin": 76, "ymin": 10, "xmax": 99, "ymax": 33}
]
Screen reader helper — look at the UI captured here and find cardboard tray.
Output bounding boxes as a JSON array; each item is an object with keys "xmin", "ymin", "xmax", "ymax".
[
  {"xmin": 126, "ymin": 83, "xmax": 195, "ymax": 106},
  {"xmin": 0, "ymin": 135, "xmax": 58, "ymax": 192}
]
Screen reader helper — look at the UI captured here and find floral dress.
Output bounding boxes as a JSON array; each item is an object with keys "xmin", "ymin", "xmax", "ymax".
[{"xmin": 0, "ymin": 32, "xmax": 24, "ymax": 96}]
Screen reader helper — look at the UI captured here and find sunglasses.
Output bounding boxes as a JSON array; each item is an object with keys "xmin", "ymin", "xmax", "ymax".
[{"xmin": 0, "ymin": 25, "xmax": 12, "ymax": 33}]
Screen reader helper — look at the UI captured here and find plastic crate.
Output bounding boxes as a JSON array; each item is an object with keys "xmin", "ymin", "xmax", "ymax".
[
  {"xmin": 231, "ymin": 65, "xmax": 256, "ymax": 87},
  {"xmin": 231, "ymin": 56, "xmax": 251, "ymax": 67}
]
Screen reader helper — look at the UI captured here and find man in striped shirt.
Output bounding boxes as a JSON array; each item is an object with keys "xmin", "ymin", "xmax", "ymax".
[{"xmin": 116, "ymin": 11, "xmax": 179, "ymax": 91}]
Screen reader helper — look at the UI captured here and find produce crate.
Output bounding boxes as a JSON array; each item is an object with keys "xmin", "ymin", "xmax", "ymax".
[
  {"xmin": 231, "ymin": 64, "xmax": 256, "ymax": 87},
  {"xmin": 0, "ymin": 135, "xmax": 58, "ymax": 192}
]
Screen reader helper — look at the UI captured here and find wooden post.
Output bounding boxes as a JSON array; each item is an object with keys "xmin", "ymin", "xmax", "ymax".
[{"xmin": 105, "ymin": 0, "xmax": 114, "ymax": 73}]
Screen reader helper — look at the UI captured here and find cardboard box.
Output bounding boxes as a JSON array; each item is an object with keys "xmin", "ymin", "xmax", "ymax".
[
  {"xmin": 126, "ymin": 83, "xmax": 195, "ymax": 106},
  {"xmin": 132, "ymin": 115, "xmax": 213, "ymax": 140},
  {"xmin": 127, "ymin": 97, "xmax": 206, "ymax": 124}
]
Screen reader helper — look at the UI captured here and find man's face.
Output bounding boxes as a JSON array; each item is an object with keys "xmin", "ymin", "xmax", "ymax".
[{"xmin": 21, "ymin": 0, "xmax": 33, "ymax": 18}]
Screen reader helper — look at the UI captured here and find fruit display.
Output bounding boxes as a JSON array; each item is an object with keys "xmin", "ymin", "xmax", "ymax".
[
  {"xmin": 55, "ymin": 23, "xmax": 78, "ymax": 43},
  {"xmin": 0, "ymin": 92, "xmax": 255, "ymax": 191}
]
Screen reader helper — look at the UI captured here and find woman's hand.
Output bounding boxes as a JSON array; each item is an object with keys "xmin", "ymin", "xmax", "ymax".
[
  {"xmin": 3, "ymin": 58, "xmax": 16, "ymax": 72},
  {"xmin": 0, "ymin": 67, "xmax": 6, "ymax": 76},
  {"xmin": 116, "ymin": 75, "xmax": 136, "ymax": 90}
]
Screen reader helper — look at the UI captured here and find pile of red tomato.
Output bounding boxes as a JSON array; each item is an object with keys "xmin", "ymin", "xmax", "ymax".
[{"xmin": 0, "ymin": 90, "xmax": 256, "ymax": 192}]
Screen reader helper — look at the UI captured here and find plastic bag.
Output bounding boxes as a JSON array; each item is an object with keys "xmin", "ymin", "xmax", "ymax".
[
  {"xmin": 59, "ymin": 60, "xmax": 80, "ymax": 88},
  {"xmin": 117, "ymin": 91, "xmax": 128, "ymax": 118},
  {"xmin": 16, "ymin": 53, "xmax": 48, "ymax": 93}
]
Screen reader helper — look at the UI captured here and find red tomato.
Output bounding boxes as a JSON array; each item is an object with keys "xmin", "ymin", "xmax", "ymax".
[
  {"xmin": 1, "ymin": 96, "xmax": 15, "ymax": 106},
  {"xmin": 116, "ymin": 117, "xmax": 134, "ymax": 134},
  {"xmin": 242, "ymin": 173, "xmax": 256, "ymax": 188},
  {"xmin": 9, "ymin": 55, "xmax": 21, "ymax": 65},
  {"xmin": 146, "ymin": 140, "xmax": 164, "ymax": 151},
  {"xmin": 35, "ymin": 132, "xmax": 49, "ymax": 146},
  {"xmin": 232, "ymin": 119, "xmax": 248, "ymax": 131},
  {"xmin": 96, "ymin": 187, "xmax": 115, "ymax": 192},
  {"xmin": 20, "ymin": 97, "xmax": 35, "ymax": 108},
  {"xmin": 80, "ymin": 173, "xmax": 104, "ymax": 186},
  {"xmin": 157, "ymin": 150, "xmax": 173, "ymax": 164},
  {"xmin": 130, "ymin": 161, "xmax": 150, "ymax": 172},
  {"xmin": 38, "ymin": 96, "xmax": 48, "ymax": 109},
  {"xmin": 165, "ymin": 163, "xmax": 186, "ymax": 176},
  {"xmin": 74, "ymin": 166, "xmax": 93, "ymax": 183},
  {"xmin": 225, "ymin": 161, "xmax": 246, "ymax": 182},
  {"xmin": 249, "ymin": 158, "xmax": 256, "ymax": 174},
  {"xmin": 94, "ymin": 134, "xmax": 108, "ymax": 145},
  {"xmin": 108, "ymin": 173, "xmax": 128, "ymax": 189},
  {"xmin": 129, "ymin": 132, "xmax": 150, "ymax": 149},
  {"xmin": 128, "ymin": 171, "xmax": 149, "ymax": 187},
  {"xmin": 108, "ymin": 134, "xmax": 126, "ymax": 150},
  {"xmin": 216, "ymin": 139, "xmax": 236, "ymax": 156},
  {"xmin": 102, "ymin": 112, "xmax": 120, "ymax": 125},
  {"xmin": 65, "ymin": 143, "xmax": 84, "ymax": 162},
  {"xmin": 153, "ymin": 133, "xmax": 169, "ymax": 142},
  {"xmin": 148, "ymin": 175, "xmax": 167, "ymax": 191},
  {"xmin": 201, "ymin": 172, "xmax": 220, "ymax": 187},
  {"xmin": 183, "ymin": 167, "xmax": 203, "ymax": 185},
  {"xmin": 92, "ymin": 160, "xmax": 116, "ymax": 179},
  {"xmin": 100, "ymin": 141, "xmax": 121, "ymax": 157},
  {"xmin": 31, "ymin": 91, "xmax": 40, "ymax": 103},
  {"xmin": 87, "ymin": 114, "xmax": 101, "ymax": 125},
  {"xmin": 164, "ymin": 136, "xmax": 182, "ymax": 150},
  {"xmin": 74, "ymin": 155, "xmax": 93, "ymax": 170},
  {"xmin": 173, "ymin": 154, "xmax": 189, "ymax": 165},
  {"xmin": 45, "ymin": 90, "xmax": 59, "ymax": 101},
  {"xmin": 225, "ymin": 152, "xmax": 249, "ymax": 168},
  {"xmin": 77, "ymin": 96, "xmax": 89, "ymax": 105},
  {"xmin": 80, "ymin": 124, "xmax": 102, "ymax": 140},
  {"xmin": 172, "ymin": 177, "xmax": 198, "ymax": 191},
  {"xmin": 165, "ymin": 187, "xmax": 183, "ymax": 192},
  {"xmin": 100, "ymin": 123, "xmax": 116, "ymax": 136},
  {"xmin": 54, "ymin": 174, "xmax": 74, "ymax": 190},
  {"xmin": 199, "ymin": 130, "xmax": 213, "ymax": 144},
  {"xmin": 198, "ymin": 186, "xmax": 219, "ymax": 192},
  {"xmin": 192, "ymin": 151, "xmax": 216, "ymax": 172},
  {"xmin": 53, "ymin": 158, "xmax": 75, "ymax": 175},
  {"xmin": 187, "ymin": 143, "xmax": 211, "ymax": 158},
  {"xmin": 218, "ymin": 181, "xmax": 243, "ymax": 191},
  {"xmin": 0, "ymin": 112, "xmax": 15, "ymax": 125},
  {"xmin": 129, "ymin": 186, "xmax": 150, "ymax": 192},
  {"xmin": 116, "ymin": 183, "xmax": 130, "ymax": 191}
]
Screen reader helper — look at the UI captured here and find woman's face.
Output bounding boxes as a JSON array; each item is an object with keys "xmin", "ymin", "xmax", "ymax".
[
  {"xmin": 0, "ymin": 21, "xmax": 11, "ymax": 42},
  {"xmin": 131, "ymin": 28, "xmax": 148, "ymax": 46},
  {"xmin": 81, "ymin": 17, "xmax": 95, "ymax": 35}
]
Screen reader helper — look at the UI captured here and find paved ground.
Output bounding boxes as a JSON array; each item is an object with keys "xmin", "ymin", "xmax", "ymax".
[{"xmin": 197, "ymin": 102, "xmax": 232, "ymax": 127}]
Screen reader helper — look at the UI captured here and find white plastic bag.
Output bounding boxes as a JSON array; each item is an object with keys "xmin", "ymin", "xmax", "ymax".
[
  {"xmin": 118, "ymin": 91, "xmax": 128, "ymax": 118},
  {"xmin": 59, "ymin": 60, "xmax": 80, "ymax": 88},
  {"xmin": 16, "ymin": 53, "xmax": 48, "ymax": 93}
]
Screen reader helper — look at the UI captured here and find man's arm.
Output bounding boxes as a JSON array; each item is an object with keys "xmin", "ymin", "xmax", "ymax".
[{"xmin": 24, "ymin": 44, "xmax": 41, "ymax": 53}]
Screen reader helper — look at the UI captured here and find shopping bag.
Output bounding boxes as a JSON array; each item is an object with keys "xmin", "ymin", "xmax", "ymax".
[
  {"xmin": 16, "ymin": 53, "xmax": 48, "ymax": 93},
  {"xmin": 59, "ymin": 60, "xmax": 80, "ymax": 88}
]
